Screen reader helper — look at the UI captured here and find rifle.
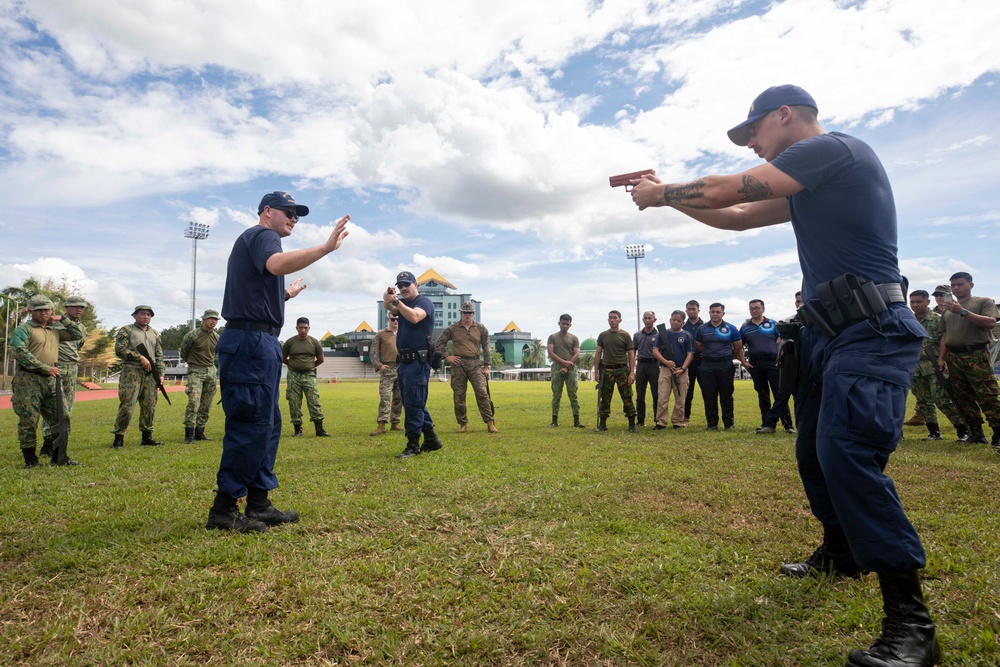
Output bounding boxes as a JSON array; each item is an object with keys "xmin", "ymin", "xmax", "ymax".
[
  {"xmin": 609, "ymin": 169, "xmax": 655, "ymax": 193},
  {"xmin": 50, "ymin": 375, "xmax": 70, "ymax": 465},
  {"xmin": 136, "ymin": 342, "xmax": 171, "ymax": 405},
  {"xmin": 595, "ymin": 366, "xmax": 604, "ymax": 426}
]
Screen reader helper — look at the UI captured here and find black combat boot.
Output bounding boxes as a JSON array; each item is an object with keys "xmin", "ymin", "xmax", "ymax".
[
  {"xmin": 194, "ymin": 427, "xmax": 211, "ymax": 441},
  {"xmin": 597, "ymin": 415, "xmax": 607, "ymax": 431},
  {"xmin": 292, "ymin": 423, "xmax": 303, "ymax": 437},
  {"xmin": 184, "ymin": 427, "xmax": 195, "ymax": 444},
  {"xmin": 313, "ymin": 420, "xmax": 331, "ymax": 437},
  {"xmin": 574, "ymin": 414, "xmax": 585, "ymax": 428},
  {"xmin": 140, "ymin": 431, "xmax": 164, "ymax": 446},
  {"xmin": 921, "ymin": 423, "xmax": 941, "ymax": 441},
  {"xmin": 548, "ymin": 415, "xmax": 558, "ymax": 428},
  {"xmin": 954, "ymin": 423, "xmax": 969, "ymax": 442},
  {"xmin": 628, "ymin": 416, "xmax": 637, "ymax": 433},
  {"xmin": 846, "ymin": 569, "xmax": 940, "ymax": 667},
  {"xmin": 205, "ymin": 491, "xmax": 267, "ymax": 533},
  {"xmin": 22, "ymin": 448, "xmax": 40, "ymax": 469},
  {"xmin": 396, "ymin": 436, "xmax": 423, "ymax": 459},
  {"xmin": 421, "ymin": 427, "xmax": 443, "ymax": 452},
  {"xmin": 112, "ymin": 434, "xmax": 124, "ymax": 449},
  {"xmin": 966, "ymin": 425, "xmax": 988, "ymax": 444},
  {"xmin": 780, "ymin": 524, "xmax": 866, "ymax": 578},
  {"xmin": 39, "ymin": 434, "xmax": 55, "ymax": 458},
  {"xmin": 245, "ymin": 487, "xmax": 300, "ymax": 526}
]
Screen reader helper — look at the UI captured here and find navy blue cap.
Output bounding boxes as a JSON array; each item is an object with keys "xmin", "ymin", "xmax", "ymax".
[
  {"xmin": 395, "ymin": 271, "xmax": 417, "ymax": 286},
  {"xmin": 727, "ymin": 85, "xmax": 818, "ymax": 146},
  {"xmin": 257, "ymin": 191, "xmax": 309, "ymax": 217}
]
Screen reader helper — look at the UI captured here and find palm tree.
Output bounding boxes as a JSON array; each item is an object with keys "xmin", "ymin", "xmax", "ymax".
[{"xmin": 522, "ymin": 338, "xmax": 546, "ymax": 368}]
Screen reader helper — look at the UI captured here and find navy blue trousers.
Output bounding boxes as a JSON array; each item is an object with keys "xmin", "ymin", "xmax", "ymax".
[
  {"xmin": 699, "ymin": 357, "xmax": 735, "ymax": 428},
  {"xmin": 795, "ymin": 304, "xmax": 927, "ymax": 571},
  {"xmin": 398, "ymin": 359, "xmax": 433, "ymax": 438},
  {"xmin": 215, "ymin": 329, "xmax": 283, "ymax": 499},
  {"xmin": 749, "ymin": 358, "xmax": 793, "ymax": 429}
]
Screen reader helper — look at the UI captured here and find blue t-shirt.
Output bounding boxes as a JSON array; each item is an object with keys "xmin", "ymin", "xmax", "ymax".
[
  {"xmin": 739, "ymin": 318, "xmax": 780, "ymax": 357},
  {"xmin": 771, "ymin": 132, "xmax": 901, "ymax": 301},
  {"xmin": 221, "ymin": 226, "xmax": 285, "ymax": 326},
  {"xmin": 695, "ymin": 321, "xmax": 741, "ymax": 359},
  {"xmin": 656, "ymin": 329, "xmax": 694, "ymax": 367},
  {"xmin": 396, "ymin": 295, "xmax": 435, "ymax": 350}
]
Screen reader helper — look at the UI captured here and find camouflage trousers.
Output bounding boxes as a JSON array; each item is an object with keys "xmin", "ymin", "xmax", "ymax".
[
  {"xmin": 114, "ymin": 364, "xmax": 158, "ymax": 435},
  {"xmin": 911, "ymin": 371, "xmax": 963, "ymax": 427},
  {"xmin": 599, "ymin": 365, "xmax": 636, "ymax": 418},
  {"xmin": 451, "ymin": 358, "xmax": 493, "ymax": 424},
  {"xmin": 184, "ymin": 365, "xmax": 217, "ymax": 428},
  {"xmin": 945, "ymin": 349, "xmax": 1000, "ymax": 429},
  {"xmin": 376, "ymin": 364, "xmax": 403, "ymax": 424},
  {"xmin": 12, "ymin": 372, "xmax": 59, "ymax": 450},
  {"xmin": 42, "ymin": 362, "xmax": 77, "ymax": 438},
  {"xmin": 550, "ymin": 363, "xmax": 580, "ymax": 417},
  {"xmin": 287, "ymin": 369, "xmax": 323, "ymax": 425}
]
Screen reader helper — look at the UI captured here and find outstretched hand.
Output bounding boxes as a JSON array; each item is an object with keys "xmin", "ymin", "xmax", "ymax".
[{"xmin": 630, "ymin": 173, "xmax": 664, "ymax": 211}]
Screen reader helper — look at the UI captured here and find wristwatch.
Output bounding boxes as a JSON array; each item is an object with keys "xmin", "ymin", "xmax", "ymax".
[{"xmin": 960, "ymin": 309, "xmax": 969, "ymax": 317}]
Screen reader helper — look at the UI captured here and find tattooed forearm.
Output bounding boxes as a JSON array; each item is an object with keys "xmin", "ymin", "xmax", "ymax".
[
  {"xmin": 662, "ymin": 180, "xmax": 710, "ymax": 209},
  {"xmin": 738, "ymin": 175, "xmax": 772, "ymax": 202}
]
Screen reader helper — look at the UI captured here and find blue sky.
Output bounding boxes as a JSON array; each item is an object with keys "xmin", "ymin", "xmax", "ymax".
[{"xmin": 1, "ymin": 0, "xmax": 998, "ymax": 345}]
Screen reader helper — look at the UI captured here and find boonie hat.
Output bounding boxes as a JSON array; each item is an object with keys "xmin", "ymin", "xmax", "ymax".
[
  {"xmin": 132, "ymin": 305, "xmax": 155, "ymax": 316},
  {"xmin": 727, "ymin": 84, "xmax": 818, "ymax": 147},
  {"xmin": 460, "ymin": 301, "xmax": 476, "ymax": 313},
  {"xmin": 202, "ymin": 309, "xmax": 220, "ymax": 320},
  {"xmin": 27, "ymin": 294, "xmax": 55, "ymax": 311},
  {"xmin": 395, "ymin": 271, "xmax": 417, "ymax": 286},
  {"xmin": 931, "ymin": 285, "xmax": 951, "ymax": 297},
  {"xmin": 65, "ymin": 295, "xmax": 88, "ymax": 307},
  {"xmin": 258, "ymin": 191, "xmax": 309, "ymax": 217}
]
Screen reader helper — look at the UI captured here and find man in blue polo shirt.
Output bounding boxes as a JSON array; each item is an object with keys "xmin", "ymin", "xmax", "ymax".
[
  {"xmin": 629, "ymin": 85, "xmax": 938, "ymax": 667},
  {"xmin": 694, "ymin": 303, "xmax": 747, "ymax": 430},
  {"xmin": 206, "ymin": 191, "xmax": 349, "ymax": 533},
  {"xmin": 740, "ymin": 299, "xmax": 794, "ymax": 434}
]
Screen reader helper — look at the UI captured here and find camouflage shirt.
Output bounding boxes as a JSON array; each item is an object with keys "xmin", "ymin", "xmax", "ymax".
[
  {"xmin": 180, "ymin": 327, "xmax": 219, "ymax": 368},
  {"xmin": 915, "ymin": 311, "xmax": 943, "ymax": 377},
  {"xmin": 10, "ymin": 318, "xmax": 84, "ymax": 373},
  {"xmin": 115, "ymin": 323, "xmax": 164, "ymax": 375},
  {"xmin": 435, "ymin": 322, "xmax": 491, "ymax": 363}
]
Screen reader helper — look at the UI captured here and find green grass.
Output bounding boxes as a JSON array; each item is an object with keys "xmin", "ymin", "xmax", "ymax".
[{"xmin": 1, "ymin": 380, "xmax": 998, "ymax": 666}]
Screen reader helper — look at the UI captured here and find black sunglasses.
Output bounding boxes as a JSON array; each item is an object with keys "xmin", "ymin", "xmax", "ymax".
[
  {"xmin": 271, "ymin": 206, "xmax": 298, "ymax": 221},
  {"xmin": 396, "ymin": 282, "xmax": 412, "ymax": 288}
]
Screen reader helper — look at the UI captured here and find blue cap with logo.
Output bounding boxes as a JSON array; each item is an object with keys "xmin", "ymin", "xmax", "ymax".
[
  {"xmin": 395, "ymin": 271, "xmax": 417, "ymax": 286},
  {"xmin": 727, "ymin": 84, "xmax": 818, "ymax": 146},
  {"xmin": 257, "ymin": 191, "xmax": 310, "ymax": 217}
]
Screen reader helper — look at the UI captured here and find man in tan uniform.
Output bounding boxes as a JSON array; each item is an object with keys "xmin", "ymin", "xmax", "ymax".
[
  {"xmin": 435, "ymin": 301, "xmax": 497, "ymax": 433},
  {"xmin": 369, "ymin": 314, "xmax": 403, "ymax": 435}
]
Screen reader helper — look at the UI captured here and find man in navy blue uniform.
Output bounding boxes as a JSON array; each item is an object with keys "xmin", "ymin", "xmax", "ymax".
[
  {"xmin": 740, "ymin": 299, "xmax": 794, "ymax": 434},
  {"xmin": 206, "ymin": 192, "xmax": 349, "ymax": 533},
  {"xmin": 693, "ymin": 303, "xmax": 747, "ymax": 430},
  {"xmin": 681, "ymin": 300, "xmax": 703, "ymax": 427},
  {"xmin": 630, "ymin": 85, "xmax": 938, "ymax": 666},
  {"xmin": 383, "ymin": 271, "xmax": 445, "ymax": 459}
]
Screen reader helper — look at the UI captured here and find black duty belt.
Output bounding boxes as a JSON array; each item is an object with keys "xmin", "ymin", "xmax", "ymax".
[
  {"xmin": 637, "ymin": 358, "xmax": 657, "ymax": 363},
  {"xmin": 947, "ymin": 343, "xmax": 987, "ymax": 353},
  {"xmin": 749, "ymin": 354, "xmax": 777, "ymax": 361},
  {"xmin": 226, "ymin": 319, "xmax": 280, "ymax": 336},
  {"xmin": 798, "ymin": 275, "xmax": 906, "ymax": 338}
]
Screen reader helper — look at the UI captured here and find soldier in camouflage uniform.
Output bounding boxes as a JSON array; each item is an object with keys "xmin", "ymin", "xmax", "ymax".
[
  {"xmin": 9, "ymin": 294, "xmax": 84, "ymax": 467},
  {"xmin": 180, "ymin": 309, "xmax": 220, "ymax": 443},
  {"xmin": 594, "ymin": 310, "xmax": 637, "ymax": 432},
  {"xmin": 369, "ymin": 314, "xmax": 403, "ymax": 435},
  {"xmin": 40, "ymin": 295, "xmax": 88, "ymax": 456},
  {"xmin": 908, "ymin": 290, "xmax": 965, "ymax": 441},
  {"xmin": 435, "ymin": 301, "xmax": 497, "ymax": 433},
  {"xmin": 112, "ymin": 305, "xmax": 165, "ymax": 448},
  {"xmin": 282, "ymin": 317, "xmax": 329, "ymax": 437}
]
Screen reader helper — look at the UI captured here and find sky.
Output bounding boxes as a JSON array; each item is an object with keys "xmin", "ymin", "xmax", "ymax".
[{"xmin": 1, "ymin": 0, "xmax": 998, "ymax": 347}]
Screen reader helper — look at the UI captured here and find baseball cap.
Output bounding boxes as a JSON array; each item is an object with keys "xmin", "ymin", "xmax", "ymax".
[
  {"xmin": 727, "ymin": 84, "xmax": 818, "ymax": 146},
  {"xmin": 132, "ymin": 305, "xmax": 155, "ymax": 316},
  {"xmin": 27, "ymin": 294, "xmax": 55, "ymax": 311},
  {"xmin": 395, "ymin": 271, "xmax": 417, "ymax": 286},
  {"xmin": 258, "ymin": 191, "xmax": 309, "ymax": 217},
  {"xmin": 931, "ymin": 285, "xmax": 951, "ymax": 296}
]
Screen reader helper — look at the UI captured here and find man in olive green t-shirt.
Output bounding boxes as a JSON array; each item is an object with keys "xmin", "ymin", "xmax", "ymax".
[
  {"xmin": 547, "ymin": 314, "xmax": 584, "ymax": 428},
  {"xmin": 594, "ymin": 310, "xmax": 636, "ymax": 432},
  {"xmin": 282, "ymin": 317, "xmax": 329, "ymax": 437}
]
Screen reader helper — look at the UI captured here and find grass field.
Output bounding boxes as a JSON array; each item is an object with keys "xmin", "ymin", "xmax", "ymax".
[{"xmin": 1, "ymin": 380, "xmax": 998, "ymax": 666}]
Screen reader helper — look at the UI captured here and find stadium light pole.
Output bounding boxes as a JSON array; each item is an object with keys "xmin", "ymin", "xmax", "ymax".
[
  {"xmin": 625, "ymin": 244, "xmax": 645, "ymax": 331},
  {"xmin": 184, "ymin": 222, "xmax": 211, "ymax": 330}
]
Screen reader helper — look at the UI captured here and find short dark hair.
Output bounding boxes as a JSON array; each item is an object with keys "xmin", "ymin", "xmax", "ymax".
[
  {"xmin": 794, "ymin": 291, "xmax": 802, "ymax": 297},
  {"xmin": 910, "ymin": 290, "xmax": 929, "ymax": 299},
  {"xmin": 559, "ymin": 314, "xmax": 572, "ymax": 322},
  {"xmin": 950, "ymin": 272, "xmax": 973, "ymax": 282},
  {"xmin": 296, "ymin": 317, "xmax": 310, "ymax": 325},
  {"xmin": 709, "ymin": 302, "xmax": 724, "ymax": 311},
  {"xmin": 609, "ymin": 310, "xmax": 621, "ymax": 318},
  {"xmin": 671, "ymin": 310, "xmax": 685, "ymax": 318},
  {"xmin": 686, "ymin": 300, "xmax": 700, "ymax": 308},
  {"xmin": 749, "ymin": 299, "xmax": 764, "ymax": 307}
]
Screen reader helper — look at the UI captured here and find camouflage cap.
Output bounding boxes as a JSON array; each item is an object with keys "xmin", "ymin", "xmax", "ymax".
[
  {"xmin": 27, "ymin": 294, "xmax": 55, "ymax": 311},
  {"xmin": 132, "ymin": 305, "xmax": 155, "ymax": 316},
  {"xmin": 65, "ymin": 295, "xmax": 88, "ymax": 307},
  {"xmin": 931, "ymin": 285, "xmax": 951, "ymax": 296},
  {"xmin": 460, "ymin": 301, "xmax": 476, "ymax": 313},
  {"xmin": 202, "ymin": 309, "xmax": 220, "ymax": 320}
]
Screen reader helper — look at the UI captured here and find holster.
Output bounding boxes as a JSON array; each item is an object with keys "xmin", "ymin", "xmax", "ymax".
[
  {"xmin": 797, "ymin": 273, "xmax": 904, "ymax": 339},
  {"xmin": 777, "ymin": 339, "xmax": 799, "ymax": 395}
]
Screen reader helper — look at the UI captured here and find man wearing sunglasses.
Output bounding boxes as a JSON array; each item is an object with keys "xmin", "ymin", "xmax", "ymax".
[{"xmin": 206, "ymin": 191, "xmax": 349, "ymax": 533}]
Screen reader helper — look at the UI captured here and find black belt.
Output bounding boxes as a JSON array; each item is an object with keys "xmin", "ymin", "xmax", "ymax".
[
  {"xmin": 226, "ymin": 319, "xmax": 280, "ymax": 336},
  {"xmin": 703, "ymin": 356, "xmax": 732, "ymax": 362},
  {"xmin": 749, "ymin": 354, "xmax": 777, "ymax": 361},
  {"xmin": 799, "ymin": 276, "xmax": 906, "ymax": 338},
  {"xmin": 637, "ymin": 358, "xmax": 657, "ymax": 363},
  {"xmin": 602, "ymin": 364, "xmax": 628, "ymax": 369},
  {"xmin": 947, "ymin": 343, "xmax": 987, "ymax": 353}
]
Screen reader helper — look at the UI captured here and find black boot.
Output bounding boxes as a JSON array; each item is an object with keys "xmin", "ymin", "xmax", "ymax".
[
  {"xmin": 184, "ymin": 427, "xmax": 195, "ymax": 444},
  {"xmin": 206, "ymin": 491, "xmax": 267, "ymax": 532},
  {"xmin": 628, "ymin": 416, "xmax": 637, "ymax": 433},
  {"xmin": 421, "ymin": 427, "xmax": 443, "ymax": 452},
  {"xmin": 39, "ymin": 434, "xmax": 55, "ymax": 458},
  {"xmin": 313, "ymin": 420, "xmax": 331, "ymax": 437},
  {"xmin": 992, "ymin": 430, "xmax": 1000, "ymax": 451},
  {"xmin": 548, "ymin": 415, "xmax": 558, "ymax": 428},
  {"xmin": 112, "ymin": 434, "xmax": 124, "ymax": 449},
  {"xmin": 194, "ymin": 427, "xmax": 211, "ymax": 441},
  {"xmin": 967, "ymin": 425, "xmax": 988, "ymax": 444},
  {"xmin": 292, "ymin": 423, "xmax": 303, "ymax": 437},
  {"xmin": 921, "ymin": 423, "xmax": 941, "ymax": 441},
  {"xmin": 22, "ymin": 448, "xmax": 40, "ymax": 469},
  {"xmin": 396, "ymin": 435, "xmax": 423, "ymax": 458},
  {"xmin": 954, "ymin": 423, "xmax": 969, "ymax": 442},
  {"xmin": 245, "ymin": 487, "xmax": 300, "ymax": 526},
  {"xmin": 574, "ymin": 414, "xmax": 585, "ymax": 428},
  {"xmin": 140, "ymin": 431, "xmax": 164, "ymax": 446},
  {"xmin": 847, "ymin": 569, "xmax": 940, "ymax": 667},
  {"xmin": 780, "ymin": 524, "xmax": 866, "ymax": 578},
  {"xmin": 597, "ymin": 415, "xmax": 607, "ymax": 432}
]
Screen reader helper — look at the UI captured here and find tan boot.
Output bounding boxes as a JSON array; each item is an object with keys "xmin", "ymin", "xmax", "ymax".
[
  {"xmin": 390, "ymin": 422, "xmax": 403, "ymax": 431},
  {"xmin": 370, "ymin": 422, "xmax": 387, "ymax": 436},
  {"xmin": 903, "ymin": 412, "xmax": 925, "ymax": 426},
  {"xmin": 487, "ymin": 420, "xmax": 499, "ymax": 434},
  {"xmin": 457, "ymin": 423, "xmax": 467, "ymax": 433}
]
